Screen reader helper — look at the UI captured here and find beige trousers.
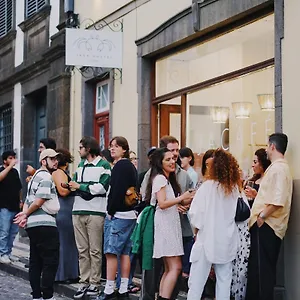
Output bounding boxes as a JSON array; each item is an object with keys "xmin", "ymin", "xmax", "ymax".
[{"xmin": 72, "ymin": 214, "xmax": 104, "ymax": 286}]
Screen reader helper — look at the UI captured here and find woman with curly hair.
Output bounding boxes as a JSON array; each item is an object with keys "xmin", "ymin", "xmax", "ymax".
[{"xmin": 187, "ymin": 149, "xmax": 246, "ymax": 300}]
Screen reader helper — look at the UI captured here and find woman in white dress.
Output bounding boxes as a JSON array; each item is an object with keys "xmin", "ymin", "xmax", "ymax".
[
  {"xmin": 144, "ymin": 148, "xmax": 195, "ymax": 300},
  {"xmin": 187, "ymin": 148, "xmax": 241, "ymax": 300}
]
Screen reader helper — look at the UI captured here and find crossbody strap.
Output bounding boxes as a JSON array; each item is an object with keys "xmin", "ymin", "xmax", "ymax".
[{"xmin": 28, "ymin": 169, "xmax": 49, "ymax": 195}]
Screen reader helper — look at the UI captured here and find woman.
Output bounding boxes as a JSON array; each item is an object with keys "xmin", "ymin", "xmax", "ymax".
[
  {"xmin": 179, "ymin": 147, "xmax": 198, "ymax": 188},
  {"xmin": 52, "ymin": 149, "xmax": 79, "ymax": 283},
  {"xmin": 101, "ymin": 137, "xmax": 138, "ymax": 299},
  {"xmin": 244, "ymin": 148, "xmax": 271, "ymax": 206},
  {"xmin": 144, "ymin": 148, "xmax": 195, "ymax": 300},
  {"xmin": 187, "ymin": 149, "xmax": 242, "ymax": 300},
  {"xmin": 231, "ymin": 170, "xmax": 250, "ymax": 300},
  {"xmin": 129, "ymin": 151, "xmax": 138, "ymax": 169}
]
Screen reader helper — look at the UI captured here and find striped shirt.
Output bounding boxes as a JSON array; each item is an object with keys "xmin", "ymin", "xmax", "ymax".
[
  {"xmin": 72, "ymin": 156, "xmax": 111, "ymax": 216},
  {"xmin": 25, "ymin": 169, "xmax": 58, "ymax": 228}
]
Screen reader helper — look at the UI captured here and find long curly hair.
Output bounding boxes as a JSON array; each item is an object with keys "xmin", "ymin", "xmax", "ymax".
[
  {"xmin": 208, "ymin": 148, "xmax": 241, "ymax": 195},
  {"xmin": 144, "ymin": 148, "xmax": 181, "ymax": 204}
]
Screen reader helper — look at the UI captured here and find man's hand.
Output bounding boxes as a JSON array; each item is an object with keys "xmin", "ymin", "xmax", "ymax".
[
  {"xmin": 9, "ymin": 158, "xmax": 17, "ymax": 168},
  {"xmin": 26, "ymin": 165, "xmax": 35, "ymax": 176},
  {"xmin": 26, "ymin": 176, "xmax": 32, "ymax": 183},
  {"xmin": 68, "ymin": 181, "xmax": 80, "ymax": 190},
  {"xmin": 14, "ymin": 212, "xmax": 27, "ymax": 226},
  {"xmin": 257, "ymin": 215, "xmax": 265, "ymax": 228}
]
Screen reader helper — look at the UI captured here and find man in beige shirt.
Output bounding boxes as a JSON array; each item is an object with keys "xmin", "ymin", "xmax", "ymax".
[{"xmin": 246, "ymin": 133, "xmax": 292, "ymax": 300}]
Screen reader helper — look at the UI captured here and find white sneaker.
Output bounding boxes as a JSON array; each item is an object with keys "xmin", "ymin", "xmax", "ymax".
[
  {"xmin": 9, "ymin": 254, "xmax": 19, "ymax": 262},
  {"xmin": 0, "ymin": 254, "xmax": 11, "ymax": 264}
]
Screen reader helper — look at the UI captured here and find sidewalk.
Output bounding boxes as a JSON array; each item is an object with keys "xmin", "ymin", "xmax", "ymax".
[{"xmin": 0, "ymin": 235, "xmax": 188, "ymax": 300}]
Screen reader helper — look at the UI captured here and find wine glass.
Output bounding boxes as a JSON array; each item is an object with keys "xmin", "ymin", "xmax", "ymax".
[{"xmin": 246, "ymin": 180, "xmax": 254, "ymax": 200}]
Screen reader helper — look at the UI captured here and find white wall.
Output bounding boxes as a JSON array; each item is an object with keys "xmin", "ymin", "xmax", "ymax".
[
  {"xmin": 14, "ymin": 0, "xmax": 25, "ymax": 67},
  {"xmin": 49, "ymin": 0, "xmax": 60, "ymax": 42},
  {"xmin": 13, "ymin": 83, "xmax": 22, "ymax": 172}
]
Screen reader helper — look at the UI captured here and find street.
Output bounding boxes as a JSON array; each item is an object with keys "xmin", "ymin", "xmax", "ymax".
[{"xmin": 0, "ymin": 270, "xmax": 71, "ymax": 300}]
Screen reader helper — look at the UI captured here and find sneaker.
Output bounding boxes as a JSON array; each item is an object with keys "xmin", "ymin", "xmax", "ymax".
[
  {"xmin": 9, "ymin": 255, "xmax": 19, "ymax": 262},
  {"xmin": 86, "ymin": 284, "xmax": 100, "ymax": 296},
  {"xmin": 74, "ymin": 284, "xmax": 89, "ymax": 299},
  {"xmin": 96, "ymin": 291, "xmax": 117, "ymax": 300},
  {"xmin": 0, "ymin": 254, "xmax": 11, "ymax": 264},
  {"xmin": 32, "ymin": 298, "xmax": 42, "ymax": 300}
]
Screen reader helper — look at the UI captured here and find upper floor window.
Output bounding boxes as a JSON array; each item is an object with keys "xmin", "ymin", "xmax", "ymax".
[
  {"xmin": 25, "ymin": 0, "xmax": 47, "ymax": 18},
  {"xmin": 0, "ymin": 105, "xmax": 12, "ymax": 154},
  {"xmin": 0, "ymin": 0, "xmax": 13, "ymax": 38},
  {"xmin": 96, "ymin": 82, "xmax": 110, "ymax": 114}
]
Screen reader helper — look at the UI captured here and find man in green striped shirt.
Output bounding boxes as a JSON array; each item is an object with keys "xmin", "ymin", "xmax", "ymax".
[
  {"xmin": 67, "ymin": 137, "xmax": 111, "ymax": 298},
  {"xmin": 14, "ymin": 148, "xmax": 60, "ymax": 300}
]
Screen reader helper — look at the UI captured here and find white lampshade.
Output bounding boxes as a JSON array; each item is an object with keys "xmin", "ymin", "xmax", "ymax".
[
  {"xmin": 210, "ymin": 107, "xmax": 229, "ymax": 124},
  {"xmin": 232, "ymin": 102, "xmax": 252, "ymax": 119},
  {"xmin": 257, "ymin": 94, "xmax": 275, "ymax": 111}
]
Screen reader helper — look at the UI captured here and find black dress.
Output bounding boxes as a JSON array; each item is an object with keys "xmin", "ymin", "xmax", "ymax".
[{"xmin": 55, "ymin": 170, "xmax": 79, "ymax": 282}]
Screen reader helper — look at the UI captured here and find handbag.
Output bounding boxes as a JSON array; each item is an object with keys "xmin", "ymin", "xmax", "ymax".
[
  {"xmin": 125, "ymin": 187, "xmax": 141, "ymax": 207},
  {"xmin": 28, "ymin": 170, "xmax": 60, "ymax": 215},
  {"xmin": 235, "ymin": 193, "xmax": 250, "ymax": 222}
]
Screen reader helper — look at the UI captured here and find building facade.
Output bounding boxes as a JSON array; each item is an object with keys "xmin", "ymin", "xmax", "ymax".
[
  {"xmin": 69, "ymin": 0, "xmax": 300, "ymax": 299},
  {"xmin": 0, "ymin": 0, "xmax": 70, "ymax": 181}
]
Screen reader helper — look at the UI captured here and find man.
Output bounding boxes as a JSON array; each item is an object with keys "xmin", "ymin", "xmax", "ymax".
[
  {"xmin": 246, "ymin": 133, "xmax": 293, "ymax": 300},
  {"xmin": 70, "ymin": 136, "xmax": 111, "ymax": 298},
  {"xmin": 141, "ymin": 135, "xmax": 193, "ymax": 300},
  {"xmin": 0, "ymin": 150, "xmax": 22, "ymax": 264},
  {"xmin": 14, "ymin": 149, "xmax": 60, "ymax": 300},
  {"xmin": 26, "ymin": 137, "xmax": 57, "ymax": 181}
]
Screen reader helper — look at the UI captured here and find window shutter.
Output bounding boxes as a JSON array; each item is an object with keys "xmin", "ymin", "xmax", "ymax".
[
  {"xmin": 26, "ymin": 0, "xmax": 47, "ymax": 18},
  {"xmin": 0, "ymin": 0, "xmax": 13, "ymax": 38}
]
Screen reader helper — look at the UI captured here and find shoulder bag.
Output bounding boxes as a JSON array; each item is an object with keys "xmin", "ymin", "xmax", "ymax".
[{"xmin": 235, "ymin": 192, "xmax": 250, "ymax": 222}]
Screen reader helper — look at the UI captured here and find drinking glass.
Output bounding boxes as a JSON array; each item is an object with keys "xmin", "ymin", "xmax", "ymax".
[{"xmin": 246, "ymin": 180, "xmax": 254, "ymax": 200}]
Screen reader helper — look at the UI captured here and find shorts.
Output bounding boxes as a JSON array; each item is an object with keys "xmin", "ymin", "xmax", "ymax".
[{"xmin": 104, "ymin": 216, "xmax": 136, "ymax": 256}]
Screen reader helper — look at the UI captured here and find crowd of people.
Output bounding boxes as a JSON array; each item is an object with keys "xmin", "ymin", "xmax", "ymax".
[{"xmin": 0, "ymin": 132, "xmax": 293, "ymax": 300}]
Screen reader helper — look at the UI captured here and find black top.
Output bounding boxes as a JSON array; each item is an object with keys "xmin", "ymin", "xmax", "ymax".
[
  {"xmin": 0, "ymin": 166, "xmax": 22, "ymax": 212},
  {"xmin": 107, "ymin": 159, "xmax": 138, "ymax": 216}
]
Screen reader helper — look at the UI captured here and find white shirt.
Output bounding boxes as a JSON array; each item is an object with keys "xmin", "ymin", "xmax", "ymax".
[{"xmin": 189, "ymin": 180, "xmax": 239, "ymax": 264}]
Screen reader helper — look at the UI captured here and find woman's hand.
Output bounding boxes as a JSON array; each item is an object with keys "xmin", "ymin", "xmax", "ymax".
[
  {"xmin": 180, "ymin": 190, "xmax": 196, "ymax": 205},
  {"xmin": 245, "ymin": 187, "xmax": 257, "ymax": 199},
  {"xmin": 68, "ymin": 181, "xmax": 80, "ymax": 190}
]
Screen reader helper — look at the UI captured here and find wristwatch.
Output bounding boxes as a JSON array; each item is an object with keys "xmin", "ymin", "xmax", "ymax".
[{"xmin": 259, "ymin": 211, "xmax": 266, "ymax": 220}]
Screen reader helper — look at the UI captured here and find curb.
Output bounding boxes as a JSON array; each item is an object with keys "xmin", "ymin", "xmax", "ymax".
[{"xmin": 0, "ymin": 262, "xmax": 141, "ymax": 300}]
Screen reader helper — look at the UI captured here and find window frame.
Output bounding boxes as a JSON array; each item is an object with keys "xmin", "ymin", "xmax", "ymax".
[
  {"xmin": 95, "ymin": 80, "xmax": 110, "ymax": 115},
  {"xmin": 0, "ymin": 105, "xmax": 13, "ymax": 155}
]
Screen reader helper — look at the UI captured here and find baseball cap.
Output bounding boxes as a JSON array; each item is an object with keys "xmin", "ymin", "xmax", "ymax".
[
  {"xmin": 39, "ymin": 149, "xmax": 59, "ymax": 162},
  {"xmin": 147, "ymin": 146, "xmax": 157, "ymax": 157}
]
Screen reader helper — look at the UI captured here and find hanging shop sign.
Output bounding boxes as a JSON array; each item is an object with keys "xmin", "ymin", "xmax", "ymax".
[{"xmin": 66, "ymin": 28, "xmax": 123, "ymax": 69}]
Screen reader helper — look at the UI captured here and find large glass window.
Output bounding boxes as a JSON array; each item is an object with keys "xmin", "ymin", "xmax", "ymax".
[
  {"xmin": 156, "ymin": 14, "xmax": 274, "ymax": 97},
  {"xmin": 186, "ymin": 66, "xmax": 274, "ymax": 176},
  {"xmin": 153, "ymin": 14, "xmax": 275, "ymax": 178},
  {"xmin": 0, "ymin": 0, "xmax": 13, "ymax": 38}
]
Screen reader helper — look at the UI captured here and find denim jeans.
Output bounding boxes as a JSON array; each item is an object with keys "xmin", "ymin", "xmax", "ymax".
[{"xmin": 0, "ymin": 208, "xmax": 19, "ymax": 256}]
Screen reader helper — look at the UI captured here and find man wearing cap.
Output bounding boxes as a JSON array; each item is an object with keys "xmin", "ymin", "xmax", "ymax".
[{"xmin": 14, "ymin": 149, "xmax": 60, "ymax": 300}]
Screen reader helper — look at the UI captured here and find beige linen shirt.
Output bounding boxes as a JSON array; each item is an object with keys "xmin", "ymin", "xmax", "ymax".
[{"xmin": 249, "ymin": 158, "xmax": 293, "ymax": 239}]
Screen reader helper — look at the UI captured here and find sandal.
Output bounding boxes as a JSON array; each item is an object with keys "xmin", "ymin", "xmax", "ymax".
[{"xmin": 128, "ymin": 283, "xmax": 141, "ymax": 294}]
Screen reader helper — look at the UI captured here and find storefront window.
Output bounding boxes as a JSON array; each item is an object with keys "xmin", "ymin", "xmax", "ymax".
[
  {"xmin": 156, "ymin": 14, "xmax": 274, "ymax": 97},
  {"xmin": 186, "ymin": 66, "xmax": 274, "ymax": 176}
]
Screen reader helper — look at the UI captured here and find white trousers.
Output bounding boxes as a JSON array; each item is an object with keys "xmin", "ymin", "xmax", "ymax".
[{"xmin": 187, "ymin": 250, "xmax": 233, "ymax": 300}]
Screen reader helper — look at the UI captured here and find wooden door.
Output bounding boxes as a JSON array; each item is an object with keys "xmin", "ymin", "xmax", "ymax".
[{"xmin": 159, "ymin": 104, "xmax": 181, "ymax": 139}]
